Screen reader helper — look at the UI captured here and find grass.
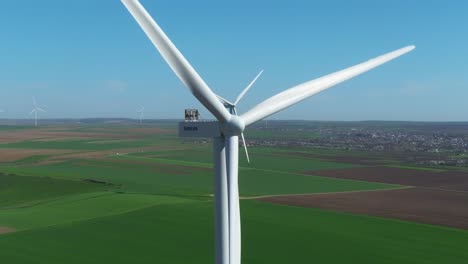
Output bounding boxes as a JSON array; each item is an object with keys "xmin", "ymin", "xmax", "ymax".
[
  {"xmin": 1, "ymin": 124, "xmax": 468, "ymax": 263},
  {"xmin": 242, "ymin": 201, "xmax": 468, "ymax": 264},
  {"xmin": 63, "ymin": 123, "xmax": 177, "ymax": 133},
  {"xmin": 0, "ymin": 136, "xmax": 180, "ymax": 150},
  {"xmin": 385, "ymin": 164, "xmax": 448, "ymax": 172},
  {"xmin": 0, "ymin": 192, "xmax": 195, "ymax": 230},
  {"xmin": 129, "ymin": 147, "xmax": 360, "ymax": 172},
  {"xmin": 452, "ymin": 153, "xmax": 468, "ymax": 158},
  {"xmin": 0, "ymin": 174, "xmax": 107, "ymax": 209},
  {"xmin": 249, "ymin": 146, "xmax": 373, "ymax": 157},
  {"xmin": 0, "ymin": 125, "xmax": 34, "ymax": 131},
  {"xmin": 1, "ymin": 200, "xmax": 468, "ymax": 264},
  {"xmin": 12, "ymin": 155, "xmax": 51, "ymax": 165},
  {"xmin": 0, "ymin": 157, "xmax": 398, "ymax": 197},
  {"xmin": 245, "ymin": 130, "xmax": 320, "ymax": 139}
]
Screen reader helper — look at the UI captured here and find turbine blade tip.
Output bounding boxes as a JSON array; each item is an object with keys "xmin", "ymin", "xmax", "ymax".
[{"xmin": 404, "ymin": 45, "xmax": 416, "ymax": 52}]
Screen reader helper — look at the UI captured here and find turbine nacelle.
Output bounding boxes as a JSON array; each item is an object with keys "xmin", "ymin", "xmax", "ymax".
[{"xmin": 217, "ymin": 97, "xmax": 235, "ymax": 110}]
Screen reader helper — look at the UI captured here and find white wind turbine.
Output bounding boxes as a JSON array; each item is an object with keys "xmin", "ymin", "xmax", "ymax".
[
  {"xmin": 136, "ymin": 105, "xmax": 145, "ymax": 124},
  {"xmin": 121, "ymin": 1, "xmax": 415, "ymax": 263},
  {"xmin": 29, "ymin": 97, "xmax": 46, "ymax": 127}
]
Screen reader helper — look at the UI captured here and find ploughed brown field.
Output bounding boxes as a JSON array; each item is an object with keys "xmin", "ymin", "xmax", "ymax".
[
  {"xmin": 0, "ymin": 127, "xmax": 173, "ymax": 144},
  {"xmin": 261, "ymin": 166, "xmax": 468, "ymax": 230},
  {"xmin": 311, "ymin": 166, "xmax": 468, "ymax": 191},
  {"xmin": 0, "ymin": 130, "xmax": 124, "ymax": 144},
  {"xmin": 0, "ymin": 126, "xmax": 178, "ymax": 164},
  {"xmin": 42, "ymin": 145, "xmax": 187, "ymax": 165},
  {"xmin": 273, "ymin": 151, "xmax": 441, "ymax": 166},
  {"xmin": 269, "ymin": 152, "xmax": 383, "ymax": 165},
  {"xmin": 260, "ymin": 187, "xmax": 468, "ymax": 230},
  {"xmin": 0, "ymin": 148, "xmax": 78, "ymax": 162}
]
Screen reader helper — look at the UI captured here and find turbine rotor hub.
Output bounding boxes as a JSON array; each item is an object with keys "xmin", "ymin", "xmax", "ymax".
[{"xmin": 221, "ymin": 115, "xmax": 245, "ymax": 136}]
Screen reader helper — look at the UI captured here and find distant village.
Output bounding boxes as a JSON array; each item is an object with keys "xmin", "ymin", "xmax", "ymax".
[{"xmin": 246, "ymin": 121, "xmax": 468, "ymax": 167}]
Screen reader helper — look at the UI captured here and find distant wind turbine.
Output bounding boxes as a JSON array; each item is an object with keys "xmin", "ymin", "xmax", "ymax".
[
  {"xmin": 136, "ymin": 105, "xmax": 145, "ymax": 124},
  {"xmin": 29, "ymin": 97, "xmax": 46, "ymax": 127}
]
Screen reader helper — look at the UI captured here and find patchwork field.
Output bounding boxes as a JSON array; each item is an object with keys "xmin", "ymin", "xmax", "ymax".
[
  {"xmin": 312, "ymin": 166, "xmax": 468, "ymax": 191},
  {"xmin": 1, "ymin": 123, "xmax": 468, "ymax": 263},
  {"xmin": 263, "ymin": 162, "xmax": 468, "ymax": 231},
  {"xmin": 260, "ymin": 187, "xmax": 468, "ymax": 230}
]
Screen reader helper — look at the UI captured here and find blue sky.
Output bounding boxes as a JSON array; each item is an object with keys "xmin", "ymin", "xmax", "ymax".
[{"xmin": 0, "ymin": 0, "xmax": 466, "ymax": 121}]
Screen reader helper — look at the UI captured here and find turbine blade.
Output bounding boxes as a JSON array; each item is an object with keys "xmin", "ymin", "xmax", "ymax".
[
  {"xmin": 29, "ymin": 109, "xmax": 36, "ymax": 115},
  {"xmin": 241, "ymin": 46, "xmax": 415, "ymax": 126},
  {"xmin": 232, "ymin": 107, "xmax": 250, "ymax": 163},
  {"xmin": 234, "ymin": 70, "xmax": 264, "ymax": 106},
  {"xmin": 240, "ymin": 133, "xmax": 250, "ymax": 163},
  {"xmin": 36, "ymin": 107, "xmax": 46, "ymax": 113},
  {"xmin": 121, "ymin": 0, "xmax": 231, "ymax": 122}
]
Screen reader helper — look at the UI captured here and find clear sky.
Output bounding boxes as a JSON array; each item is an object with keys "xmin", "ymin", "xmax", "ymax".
[{"xmin": 0, "ymin": 0, "xmax": 466, "ymax": 121}]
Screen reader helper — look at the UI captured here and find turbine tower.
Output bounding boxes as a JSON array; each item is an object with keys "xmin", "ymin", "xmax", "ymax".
[
  {"xmin": 136, "ymin": 105, "xmax": 145, "ymax": 124},
  {"xmin": 29, "ymin": 97, "xmax": 46, "ymax": 127},
  {"xmin": 121, "ymin": 1, "xmax": 415, "ymax": 263}
]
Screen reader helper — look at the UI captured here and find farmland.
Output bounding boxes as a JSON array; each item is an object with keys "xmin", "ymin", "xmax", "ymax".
[{"xmin": 1, "ymin": 121, "xmax": 468, "ymax": 263}]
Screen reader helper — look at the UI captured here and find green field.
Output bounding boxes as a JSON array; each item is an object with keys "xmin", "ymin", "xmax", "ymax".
[
  {"xmin": 0, "ymin": 137, "xmax": 178, "ymax": 151},
  {"xmin": 0, "ymin": 153, "xmax": 396, "ymax": 197},
  {"xmin": 1, "ymin": 198, "xmax": 468, "ymax": 264},
  {"xmin": 0, "ymin": 174, "xmax": 107, "ymax": 209},
  {"xmin": 0, "ymin": 124, "xmax": 467, "ymax": 263},
  {"xmin": 0, "ymin": 191, "xmax": 193, "ymax": 230}
]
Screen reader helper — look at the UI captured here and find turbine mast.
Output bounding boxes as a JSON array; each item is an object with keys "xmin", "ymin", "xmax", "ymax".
[
  {"xmin": 213, "ymin": 137, "xmax": 229, "ymax": 264},
  {"xmin": 226, "ymin": 136, "xmax": 241, "ymax": 264}
]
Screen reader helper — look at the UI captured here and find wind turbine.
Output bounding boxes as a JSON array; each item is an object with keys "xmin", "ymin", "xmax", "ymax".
[
  {"xmin": 136, "ymin": 105, "xmax": 145, "ymax": 124},
  {"xmin": 121, "ymin": 1, "xmax": 415, "ymax": 263},
  {"xmin": 29, "ymin": 97, "xmax": 46, "ymax": 127}
]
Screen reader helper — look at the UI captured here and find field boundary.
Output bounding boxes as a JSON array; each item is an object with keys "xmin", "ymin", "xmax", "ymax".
[
  {"xmin": 244, "ymin": 186, "xmax": 413, "ymax": 200},
  {"xmin": 0, "ymin": 227, "xmax": 15, "ymax": 235},
  {"xmin": 0, "ymin": 192, "xmax": 201, "ymax": 236},
  {"xmin": 118, "ymin": 153, "xmax": 403, "ymax": 189}
]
